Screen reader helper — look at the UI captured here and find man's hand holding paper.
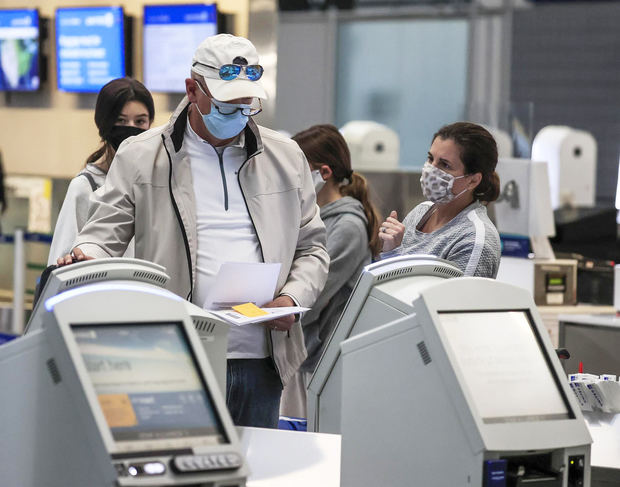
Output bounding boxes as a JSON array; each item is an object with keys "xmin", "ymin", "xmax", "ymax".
[
  {"xmin": 205, "ymin": 262, "xmax": 307, "ymax": 329},
  {"xmin": 262, "ymin": 295, "xmax": 296, "ymax": 332}
]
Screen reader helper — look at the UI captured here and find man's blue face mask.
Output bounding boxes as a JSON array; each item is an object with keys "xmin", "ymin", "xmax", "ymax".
[{"xmin": 194, "ymin": 82, "xmax": 250, "ymax": 140}]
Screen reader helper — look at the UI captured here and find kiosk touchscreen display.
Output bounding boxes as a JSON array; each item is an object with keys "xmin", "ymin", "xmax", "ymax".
[
  {"xmin": 437, "ymin": 310, "xmax": 572, "ymax": 424},
  {"xmin": 72, "ymin": 322, "xmax": 227, "ymax": 444}
]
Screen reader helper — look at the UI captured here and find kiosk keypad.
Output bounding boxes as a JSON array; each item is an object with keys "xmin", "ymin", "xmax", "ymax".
[{"xmin": 172, "ymin": 453, "xmax": 243, "ymax": 473}]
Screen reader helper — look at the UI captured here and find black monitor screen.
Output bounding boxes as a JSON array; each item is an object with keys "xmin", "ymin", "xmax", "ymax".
[
  {"xmin": 72, "ymin": 322, "xmax": 227, "ymax": 444},
  {"xmin": 437, "ymin": 310, "xmax": 573, "ymax": 424},
  {"xmin": 0, "ymin": 9, "xmax": 40, "ymax": 91}
]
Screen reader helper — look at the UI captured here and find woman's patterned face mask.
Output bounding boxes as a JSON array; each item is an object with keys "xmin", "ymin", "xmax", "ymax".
[{"xmin": 419, "ymin": 161, "xmax": 468, "ymax": 203}]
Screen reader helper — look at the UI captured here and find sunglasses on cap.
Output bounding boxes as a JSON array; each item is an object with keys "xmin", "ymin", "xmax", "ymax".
[{"xmin": 193, "ymin": 61, "xmax": 264, "ymax": 82}]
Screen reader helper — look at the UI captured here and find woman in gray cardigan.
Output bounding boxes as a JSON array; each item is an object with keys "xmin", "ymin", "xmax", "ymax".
[
  {"xmin": 280, "ymin": 124, "xmax": 382, "ymax": 419},
  {"xmin": 380, "ymin": 122, "xmax": 501, "ymax": 278}
]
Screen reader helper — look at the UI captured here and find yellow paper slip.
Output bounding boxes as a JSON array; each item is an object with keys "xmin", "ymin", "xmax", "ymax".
[{"xmin": 232, "ymin": 302, "xmax": 269, "ymax": 317}]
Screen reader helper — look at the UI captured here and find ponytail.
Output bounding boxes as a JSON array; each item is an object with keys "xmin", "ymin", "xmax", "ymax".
[
  {"xmin": 474, "ymin": 170, "xmax": 501, "ymax": 203},
  {"xmin": 341, "ymin": 171, "xmax": 382, "ymax": 258},
  {"xmin": 84, "ymin": 141, "xmax": 115, "ymax": 173},
  {"xmin": 293, "ymin": 124, "xmax": 383, "ymax": 257}
]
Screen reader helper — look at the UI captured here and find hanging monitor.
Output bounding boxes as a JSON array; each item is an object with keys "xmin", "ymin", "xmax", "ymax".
[
  {"xmin": 143, "ymin": 4, "xmax": 217, "ymax": 93},
  {"xmin": 0, "ymin": 9, "xmax": 41, "ymax": 91},
  {"xmin": 55, "ymin": 6, "xmax": 129, "ymax": 93}
]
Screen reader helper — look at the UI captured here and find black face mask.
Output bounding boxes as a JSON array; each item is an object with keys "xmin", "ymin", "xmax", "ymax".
[{"xmin": 106, "ymin": 125, "xmax": 146, "ymax": 151}]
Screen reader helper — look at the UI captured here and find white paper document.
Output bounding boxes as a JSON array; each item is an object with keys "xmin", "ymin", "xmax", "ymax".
[
  {"xmin": 211, "ymin": 306, "xmax": 310, "ymax": 327},
  {"xmin": 203, "ymin": 262, "xmax": 282, "ymax": 309}
]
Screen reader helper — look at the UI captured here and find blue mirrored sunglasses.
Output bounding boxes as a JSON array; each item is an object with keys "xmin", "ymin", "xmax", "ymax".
[{"xmin": 194, "ymin": 62, "xmax": 264, "ymax": 82}]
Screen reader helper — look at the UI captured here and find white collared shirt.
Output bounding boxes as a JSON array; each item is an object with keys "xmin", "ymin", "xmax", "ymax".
[{"xmin": 185, "ymin": 116, "xmax": 268, "ymax": 358}]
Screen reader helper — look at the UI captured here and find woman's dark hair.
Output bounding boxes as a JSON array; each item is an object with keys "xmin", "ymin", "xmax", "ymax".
[
  {"xmin": 85, "ymin": 77, "xmax": 155, "ymax": 172},
  {"xmin": 293, "ymin": 124, "xmax": 382, "ymax": 257},
  {"xmin": 432, "ymin": 122, "xmax": 500, "ymax": 202}
]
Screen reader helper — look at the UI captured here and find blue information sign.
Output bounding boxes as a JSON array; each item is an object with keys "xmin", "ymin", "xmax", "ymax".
[
  {"xmin": 143, "ymin": 4, "xmax": 217, "ymax": 93},
  {"xmin": 143, "ymin": 4, "xmax": 217, "ymax": 26},
  {"xmin": 56, "ymin": 6, "xmax": 125, "ymax": 93},
  {"xmin": 0, "ymin": 9, "xmax": 40, "ymax": 91}
]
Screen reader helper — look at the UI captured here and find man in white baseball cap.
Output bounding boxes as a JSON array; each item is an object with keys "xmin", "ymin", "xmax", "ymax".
[
  {"xmin": 59, "ymin": 33, "xmax": 329, "ymax": 429},
  {"xmin": 191, "ymin": 33, "xmax": 268, "ymax": 101},
  {"xmin": 186, "ymin": 34, "xmax": 268, "ymax": 144}
]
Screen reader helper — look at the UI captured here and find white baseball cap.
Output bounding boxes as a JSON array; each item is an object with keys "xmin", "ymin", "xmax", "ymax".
[{"xmin": 191, "ymin": 34, "xmax": 268, "ymax": 101}]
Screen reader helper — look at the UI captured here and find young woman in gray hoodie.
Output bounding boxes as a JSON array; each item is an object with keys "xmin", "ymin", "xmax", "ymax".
[{"xmin": 280, "ymin": 124, "xmax": 382, "ymax": 419}]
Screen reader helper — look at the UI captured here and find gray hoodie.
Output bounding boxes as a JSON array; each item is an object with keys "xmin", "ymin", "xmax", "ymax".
[{"xmin": 300, "ymin": 196, "xmax": 372, "ymax": 373}]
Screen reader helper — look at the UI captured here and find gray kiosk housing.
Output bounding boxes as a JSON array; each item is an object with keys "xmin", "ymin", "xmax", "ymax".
[
  {"xmin": 25, "ymin": 259, "xmax": 230, "ymax": 393},
  {"xmin": 307, "ymin": 255, "xmax": 463, "ymax": 433},
  {"xmin": 2, "ymin": 265, "xmax": 247, "ymax": 487},
  {"xmin": 340, "ymin": 277, "xmax": 592, "ymax": 487}
]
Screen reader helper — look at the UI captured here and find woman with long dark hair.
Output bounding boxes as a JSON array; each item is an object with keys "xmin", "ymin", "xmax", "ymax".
[
  {"xmin": 380, "ymin": 121, "xmax": 501, "ymax": 277},
  {"xmin": 280, "ymin": 123, "xmax": 382, "ymax": 418},
  {"xmin": 48, "ymin": 78, "xmax": 154, "ymax": 264}
]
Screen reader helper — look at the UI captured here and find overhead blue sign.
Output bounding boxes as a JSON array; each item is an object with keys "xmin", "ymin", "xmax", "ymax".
[
  {"xmin": 143, "ymin": 4, "xmax": 217, "ymax": 93},
  {"xmin": 0, "ymin": 9, "xmax": 40, "ymax": 91},
  {"xmin": 56, "ymin": 6, "xmax": 125, "ymax": 93},
  {"xmin": 144, "ymin": 4, "xmax": 217, "ymax": 25}
]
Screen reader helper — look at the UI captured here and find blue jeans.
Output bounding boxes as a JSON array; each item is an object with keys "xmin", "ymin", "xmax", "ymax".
[{"xmin": 226, "ymin": 358, "xmax": 283, "ymax": 428}]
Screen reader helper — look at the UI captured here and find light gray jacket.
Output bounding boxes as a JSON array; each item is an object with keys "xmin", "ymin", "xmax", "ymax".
[{"xmin": 75, "ymin": 98, "xmax": 330, "ymax": 385}]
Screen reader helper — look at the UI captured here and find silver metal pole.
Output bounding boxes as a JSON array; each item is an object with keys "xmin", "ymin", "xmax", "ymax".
[{"xmin": 11, "ymin": 228, "xmax": 25, "ymax": 335}]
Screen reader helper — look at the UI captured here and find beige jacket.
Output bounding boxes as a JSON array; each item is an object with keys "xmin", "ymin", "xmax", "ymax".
[{"xmin": 75, "ymin": 98, "xmax": 329, "ymax": 385}]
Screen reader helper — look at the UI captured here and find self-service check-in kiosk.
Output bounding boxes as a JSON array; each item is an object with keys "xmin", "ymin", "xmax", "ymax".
[
  {"xmin": 339, "ymin": 277, "xmax": 591, "ymax": 487},
  {"xmin": 2, "ymin": 260, "xmax": 246, "ymax": 487},
  {"xmin": 307, "ymin": 255, "xmax": 463, "ymax": 434},
  {"xmin": 25, "ymin": 258, "xmax": 230, "ymax": 393}
]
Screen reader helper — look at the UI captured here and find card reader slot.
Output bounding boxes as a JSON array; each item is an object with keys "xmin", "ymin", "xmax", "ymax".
[{"xmin": 501, "ymin": 453, "xmax": 562, "ymax": 487}]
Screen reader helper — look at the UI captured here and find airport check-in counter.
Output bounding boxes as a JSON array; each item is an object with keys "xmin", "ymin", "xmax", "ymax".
[
  {"xmin": 307, "ymin": 255, "xmax": 463, "ymax": 434},
  {"xmin": 339, "ymin": 277, "xmax": 591, "ymax": 487},
  {"xmin": 1, "ymin": 260, "xmax": 244, "ymax": 487}
]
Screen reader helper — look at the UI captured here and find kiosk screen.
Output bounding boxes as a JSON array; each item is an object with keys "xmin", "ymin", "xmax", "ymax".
[
  {"xmin": 72, "ymin": 322, "xmax": 227, "ymax": 444},
  {"xmin": 437, "ymin": 310, "xmax": 572, "ymax": 423}
]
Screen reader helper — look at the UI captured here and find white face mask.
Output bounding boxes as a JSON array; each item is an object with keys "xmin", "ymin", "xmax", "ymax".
[
  {"xmin": 311, "ymin": 169, "xmax": 326, "ymax": 193},
  {"xmin": 419, "ymin": 161, "xmax": 468, "ymax": 203}
]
